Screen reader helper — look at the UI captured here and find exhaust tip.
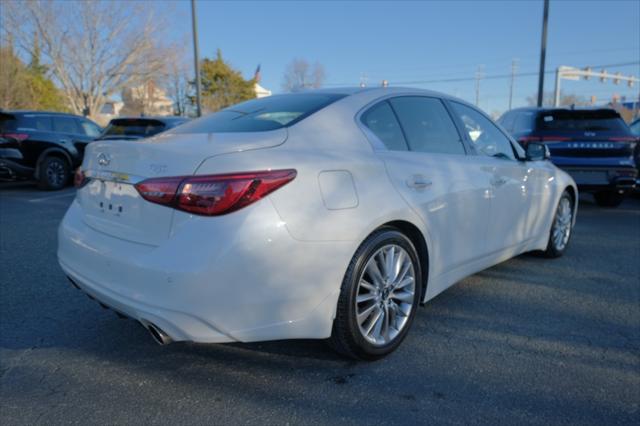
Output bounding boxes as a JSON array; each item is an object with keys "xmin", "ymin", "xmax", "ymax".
[{"xmin": 147, "ymin": 323, "xmax": 172, "ymax": 345}]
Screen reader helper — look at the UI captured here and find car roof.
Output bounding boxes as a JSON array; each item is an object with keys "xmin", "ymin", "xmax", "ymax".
[
  {"xmin": 0, "ymin": 110, "xmax": 85, "ymax": 118},
  {"xmin": 281, "ymin": 86, "xmax": 460, "ymax": 100},
  {"xmin": 111, "ymin": 116, "xmax": 188, "ymax": 123},
  {"xmin": 506, "ymin": 106, "xmax": 620, "ymax": 114}
]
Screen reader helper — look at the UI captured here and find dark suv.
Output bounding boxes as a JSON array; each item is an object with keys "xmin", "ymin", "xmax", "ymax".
[
  {"xmin": 499, "ymin": 108, "xmax": 638, "ymax": 207},
  {"xmin": 0, "ymin": 111, "xmax": 102, "ymax": 190}
]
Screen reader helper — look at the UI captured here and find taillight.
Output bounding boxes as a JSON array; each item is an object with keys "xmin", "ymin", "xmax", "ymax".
[
  {"xmin": 1, "ymin": 133, "xmax": 29, "ymax": 142},
  {"xmin": 135, "ymin": 169, "xmax": 297, "ymax": 216},
  {"xmin": 517, "ymin": 136, "xmax": 541, "ymax": 146},
  {"xmin": 541, "ymin": 136, "xmax": 571, "ymax": 142},
  {"xmin": 74, "ymin": 168, "xmax": 89, "ymax": 188}
]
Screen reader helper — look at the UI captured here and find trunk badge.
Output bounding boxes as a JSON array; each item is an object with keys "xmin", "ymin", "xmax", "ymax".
[{"xmin": 97, "ymin": 153, "xmax": 111, "ymax": 167}]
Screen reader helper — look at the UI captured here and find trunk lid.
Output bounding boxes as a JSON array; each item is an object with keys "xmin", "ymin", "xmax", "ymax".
[{"xmin": 77, "ymin": 129, "xmax": 287, "ymax": 245}]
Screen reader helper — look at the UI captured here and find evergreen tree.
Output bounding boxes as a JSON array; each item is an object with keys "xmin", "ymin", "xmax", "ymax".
[{"xmin": 198, "ymin": 49, "xmax": 256, "ymax": 112}]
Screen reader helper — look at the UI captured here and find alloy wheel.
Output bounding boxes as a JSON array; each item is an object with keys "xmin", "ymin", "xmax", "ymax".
[
  {"xmin": 355, "ymin": 244, "xmax": 416, "ymax": 346},
  {"xmin": 552, "ymin": 197, "xmax": 572, "ymax": 251},
  {"xmin": 46, "ymin": 159, "xmax": 66, "ymax": 187}
]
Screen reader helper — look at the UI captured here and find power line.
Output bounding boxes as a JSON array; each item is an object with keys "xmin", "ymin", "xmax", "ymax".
[
  {"xmin": 354, "ymin": 47, "xmax": 640, "ymax": 80},
  {"xmin": 324, "ymin": 61, "xmax": 639, "ymax": 87}
]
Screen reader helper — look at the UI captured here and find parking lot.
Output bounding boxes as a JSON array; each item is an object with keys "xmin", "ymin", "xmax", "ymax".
[{"xmin": 0, "ymin": 183, "xmax": 638, "ymax": 425}]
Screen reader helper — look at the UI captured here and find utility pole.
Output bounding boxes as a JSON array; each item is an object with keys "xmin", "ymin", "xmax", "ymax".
[
  {"xmin": 536, "ymin": 0, "xmax": 550, "ymax": 107},
  {"xmin": 191, "ymin": 0, "xmax": 202, "ymax": 117},
  {"xmin": 508, "ymin": 58, "xmax": 518, "ymax": 110},
  {"xmin": 475, "ymin": 65, "xmax": 484, "ymax": 107}
]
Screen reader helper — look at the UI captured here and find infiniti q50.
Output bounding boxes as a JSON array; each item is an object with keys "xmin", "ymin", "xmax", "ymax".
[{"xmin": 58, "ymin": 88, "xmax": 577, "ymax": 359}]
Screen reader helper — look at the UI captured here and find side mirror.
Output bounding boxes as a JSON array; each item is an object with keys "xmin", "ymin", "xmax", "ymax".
[{"xmin": 525, "ymin": 142, "xmax": 550, "ymax": 161}]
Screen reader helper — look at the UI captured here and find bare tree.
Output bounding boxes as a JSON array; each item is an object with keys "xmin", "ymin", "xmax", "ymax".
[
  {"xmin": 164, "ymin": 48, "xmax": 192, "ymax": 117},
  {"xmin": 526, "ymin": 91, "xmax": 589, "ymax": 108},
  {"xmin": 282, "ymin": 58, "xmax": 326, "ymax": 92},
  {"xmin": 1, "ymin": 0, "xmax": 174, "ymax": 119}
]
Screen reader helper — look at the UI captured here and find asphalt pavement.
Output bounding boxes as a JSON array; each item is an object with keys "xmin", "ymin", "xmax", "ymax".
[{"xmin": 1, "ymin": 182, "xmax": 638, "ymax": 425}]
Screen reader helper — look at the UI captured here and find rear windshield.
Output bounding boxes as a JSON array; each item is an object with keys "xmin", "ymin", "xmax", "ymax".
[
  {"xmin": 103, "ymin": 119, "xmax": 166, "ymax": 137},
  {"xmin": 537, "ymin": 110, "xmax": 630, "ymax": 133},
  {"xmin": 173, "ymin": 93, "xmax": 347, "ymax": 133}
]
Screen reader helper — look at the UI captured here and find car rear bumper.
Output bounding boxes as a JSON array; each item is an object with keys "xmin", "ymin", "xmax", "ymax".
[
  {"xmin": 57, "ymin": 198, "xmax": 353, "ymax": 344},
  {"xmin": 0, "ymin": 149, "xmax": 33, "ymax": 179},
  {"xmin": 557, "ymin": 166, "xmax": 637, "ymax": 192}
]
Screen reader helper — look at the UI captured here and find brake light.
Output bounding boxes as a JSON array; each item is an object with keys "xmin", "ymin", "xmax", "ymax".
[
  {"xmin": 74, "ymin": 168, "xmax": 89, "ymax": 188},
  {"xmin": 1, "ymin": 133, "xmax": 29, "ymax": 142},
  {"xmin": 135, "ymin": 169, "xmax": 297, "ymax": 216},
  {"xmin": 541, "ymin": 136, "xmax": 571, "ymax": 142},
  {"xmin": 517, "ymin": 136, "xmax": 541, "ymax": 146}
]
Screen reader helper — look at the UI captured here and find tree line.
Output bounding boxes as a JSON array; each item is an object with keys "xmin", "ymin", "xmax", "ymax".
[{"xmin": 0, "ymin": 0, "xmax": 326, "ymax": 120}]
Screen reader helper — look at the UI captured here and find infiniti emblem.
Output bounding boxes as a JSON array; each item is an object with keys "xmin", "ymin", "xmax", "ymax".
[{"xmin": 97, "ymin": 153, "xmax": 111, "ymax": 167}]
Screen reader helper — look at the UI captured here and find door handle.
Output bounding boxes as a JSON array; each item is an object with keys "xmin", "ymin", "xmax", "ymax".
[
  {"xmin": 491, "ymin": 177, "xmax": 508, "ymax": 187},
  {"xmin": 406, "ymin": 175, "xmax": 432, "ymax": 190}
]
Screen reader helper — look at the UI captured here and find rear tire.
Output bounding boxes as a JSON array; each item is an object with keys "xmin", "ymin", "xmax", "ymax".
[
  {"xmin": 594, "ymin": 190, "xmax": 624, "ymax": 207},
  {"xmin": 329, "ymin": 228, "xmax": 422, "ymax": 360},
  {"xmin": 38, "ymin": 156, "xmax": 70, "ymax": 190}
]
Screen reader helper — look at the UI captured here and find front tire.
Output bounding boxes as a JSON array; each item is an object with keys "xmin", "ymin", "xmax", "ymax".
[
  {"xmin": 544, "ymin": 190, "xmax": 574, "ymax": 258},
  {"xmin": 38, "ymin": 156, "xmax": 70, "ymax": 190},
  {"xmin": 329, "ymin": 228, "xmax": 422, "ymax": 360},
  {"xmin": 594, "ymin": 190, "xmax": 624, "ymax": 208}
]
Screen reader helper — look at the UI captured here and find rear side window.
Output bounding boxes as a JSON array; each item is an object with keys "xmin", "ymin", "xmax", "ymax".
[
  {"xmin": 16, "ymin": 115, "xmax": 53, "ymax": 131},
  {"xmin": 173, "ymin": 93, "xmax": 346, "ymax": 133},
  {"xmin": 0, "ymin": 113, "xmax": 18, "ymax": 131},
  {"xmin": 389, "ymin": 97, "xmax": 465, "ymax": 155},
  {"xmin": 104, "ymin": 119, "xmax": 166, "ymax": 137},
  {"xmin": 361, "ymin": 101, "xmax": 408, "ymax": 151},
  {"xmin": 52, "ymin": 116, "xmax": 79, "ymax": 134},
  {"xmin": 537, "ymin": 110, "xmax": 630, "ymax": 133}
]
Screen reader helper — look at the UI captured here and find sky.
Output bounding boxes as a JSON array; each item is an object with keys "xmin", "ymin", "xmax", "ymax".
[{"xmin": 166, "ymin": 0, "xmax": 639, "ymax": 114}]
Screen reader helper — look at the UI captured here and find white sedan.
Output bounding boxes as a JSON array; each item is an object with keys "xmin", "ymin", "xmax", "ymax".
[{"xmin": 58, "ymin": 88, "xmax": 577, "ymax": 360}]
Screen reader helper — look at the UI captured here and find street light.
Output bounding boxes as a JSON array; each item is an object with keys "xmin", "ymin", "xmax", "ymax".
[
  {"xmin": 191, "ymin": 0, "xmax": 202, "ymax": 117},
  {"xmin": 536, "ymin": 0, "xmax": 550, "ymax": 107}
]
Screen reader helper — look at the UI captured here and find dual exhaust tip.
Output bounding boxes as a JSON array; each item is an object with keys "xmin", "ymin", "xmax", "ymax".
[
  {"xmin": 67, "ymin": 276, "xmax": 173, "ymax": 346},
  {"xmin": 146, "ymin": 323, "xmax": 172, "ymax": 345}
]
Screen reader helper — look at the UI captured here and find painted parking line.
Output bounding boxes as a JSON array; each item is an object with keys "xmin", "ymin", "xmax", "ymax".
[{"xmin": 28, "ymin": 190, "xmax": 76, "ymax": 203}]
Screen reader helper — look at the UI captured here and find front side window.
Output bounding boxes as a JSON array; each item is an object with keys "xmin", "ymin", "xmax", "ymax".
[
  {"xmin": 450, "ymin": 102, "xmax": 516, "ymax": 160},
  {"xmin": 361, "ymin": 101, "xmax": 408, "ymax": 151},
  {"xmin": 389, "ymin": 97, "xmax": 465, "ymax": 155}
]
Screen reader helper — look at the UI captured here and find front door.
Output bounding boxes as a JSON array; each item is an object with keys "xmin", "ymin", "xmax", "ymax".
[{"xmin": 449, "ymin": 101, "xmax": 537, "ymax": 253}]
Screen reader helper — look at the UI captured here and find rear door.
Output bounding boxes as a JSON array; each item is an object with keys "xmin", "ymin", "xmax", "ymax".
[
  {"xmin": 362, "ymin": 96, "xmax": 492, "ymax": 277},
  {"xmin": 449, "ymin": 101, "xmax": 541, "ymax": 252}
]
